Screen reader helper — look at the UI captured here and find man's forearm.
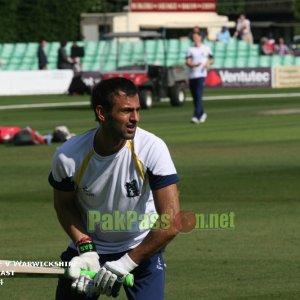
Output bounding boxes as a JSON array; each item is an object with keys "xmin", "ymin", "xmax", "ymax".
[
  {"xmin": 127, "ymin": 184, "xmax": 180, "ymax": 264},
  {"xmin": 128, "ymin": 223, "xmax": 178, "ymax": 264},
  {"xmin": 53, "ymin": 189, "xmax": 89, "ymax": 245}
]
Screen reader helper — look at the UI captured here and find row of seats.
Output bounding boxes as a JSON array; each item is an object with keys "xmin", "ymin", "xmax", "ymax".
[{"xmin": 0, "ymin": 39, "xmax": 299, "ymax": 71}]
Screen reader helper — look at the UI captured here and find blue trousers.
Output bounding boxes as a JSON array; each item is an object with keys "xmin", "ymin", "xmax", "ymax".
[
  {"xmin": 189, "ymin": 77, "xmax": 205, "ymax": 119},
  {"xmin": 55, "ymin": 247, "xmax": 165, "ymax": 300}
]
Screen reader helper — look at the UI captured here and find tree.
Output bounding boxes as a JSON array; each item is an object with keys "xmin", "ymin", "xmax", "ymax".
[
  {"xmin": 0, "ymin": 0, "xmax": 96, "ymax": 42},
  {"xmin": 217, "ymin": 0, "xmax": 245, "ymax": 16}
]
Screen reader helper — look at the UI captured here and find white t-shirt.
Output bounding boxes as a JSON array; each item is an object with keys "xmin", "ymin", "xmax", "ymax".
[
  {"xmin": 186, "ymin": 44, "xmax": 213, "ymax": 79},
  {"xmin": 49, "ymin": 127, "xmax": 178, "ymax": 254}
]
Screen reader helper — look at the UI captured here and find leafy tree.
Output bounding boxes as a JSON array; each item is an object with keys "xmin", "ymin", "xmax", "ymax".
[
  {"xmin": 217, "ymin": 0, "xmax": 245, "ymax": 16},
  {"xmin": 0, "ymin": 0, "xmax": 20, "ymax": 42}
]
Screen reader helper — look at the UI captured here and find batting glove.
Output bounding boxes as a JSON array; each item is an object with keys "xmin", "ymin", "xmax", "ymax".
[
  {"xmin": 93, "ymin": 253, "xmax": 138, "ymax": 297},
  {"xmin": 68, "ymin": 237, "xmax": 100, "ymax": 295}
]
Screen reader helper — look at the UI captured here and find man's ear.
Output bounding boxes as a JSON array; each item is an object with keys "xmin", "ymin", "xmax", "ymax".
[{"xmin": 95, "ymin": 105, "xmax": 106, "ymax": 122}]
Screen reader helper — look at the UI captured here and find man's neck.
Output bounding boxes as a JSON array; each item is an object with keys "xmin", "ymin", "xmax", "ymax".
[{"xmin": 94, "ymin": 128, "xmax": 126, "ymax": 156}]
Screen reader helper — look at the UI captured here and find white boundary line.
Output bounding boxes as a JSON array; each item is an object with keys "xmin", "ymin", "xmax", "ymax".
[
  {"xmin": 0, "ymin": 101, "xmax": 89, "ymax": 110},
  {"xmin": 0, "ymin": 93, "xmax": 300, "ymax": 110}
]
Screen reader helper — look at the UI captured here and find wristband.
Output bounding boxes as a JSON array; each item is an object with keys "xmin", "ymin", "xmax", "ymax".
[{"xmin": 76, "ymin": 236, "xmax": 96, "ymax": 254}]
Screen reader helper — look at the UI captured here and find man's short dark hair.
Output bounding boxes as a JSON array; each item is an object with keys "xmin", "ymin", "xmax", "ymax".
[{"xmin": 91, "ymin": 77, "xmax": 138, "ymax": 120}]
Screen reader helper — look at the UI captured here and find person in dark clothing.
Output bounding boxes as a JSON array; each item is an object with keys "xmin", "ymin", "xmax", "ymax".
[
  {"xmin": 37, "ymin": 40, "xmax": 48, "ymax": 70},
  {"xmin": 57, "ymin": 41, "xmax": 74, "ymax": 69}
]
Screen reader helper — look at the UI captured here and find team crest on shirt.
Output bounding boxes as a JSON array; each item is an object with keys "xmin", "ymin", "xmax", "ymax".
[{"xmin": 125, "ymin": 180, "xmax": 140, "ymax": 197}]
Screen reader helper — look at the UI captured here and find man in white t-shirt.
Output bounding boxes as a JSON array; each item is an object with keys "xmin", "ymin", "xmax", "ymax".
[
  {"xmin": 234, "ymin": 14, "xmax": 253, "ymax": 44},
  {"xmin": 49, "ymin": 77, "xmax": 180, "ymax": 299},
  {"xmin": 186, "ymin": 32, "xmax": 214, "ymax": 124}
]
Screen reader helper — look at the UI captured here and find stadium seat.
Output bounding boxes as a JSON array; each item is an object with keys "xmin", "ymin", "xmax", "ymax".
[
  {"xmin": 1, "ymin": 43, "xmax": 15, "ymax": 59},
  {"xmin": 294, "ymin": 56, "xmax": 300, "ymax": 65},
  {"xmin": 120, "ymin": 41, "xmax": 133, "ymax": 56},
  {"xmin": 247, "ymin": 56, "xmax": 259, "ymax": 67},
  {"xmin": 168, "ymin": 39, "xmax": 180, "ymax": 53},
  {"xmin": 282, "ymin": 54, "xmax": 295, "ymax": 66},
  {"xmin": 226, "ymin": 39, "xmax": 238, "ymax": 51},
  {"xmin": 204, "ymin": 40, "xmax": 215, "ymax": 52},
  {"xmin": 271, "ymin": 55, "xmax": 282, "ymax": 66},
  {"xmin": 14, "ymin": 43, "xmax": 27, "ymax": 58},
  {"xmin": 214, "ymin": 41, "xmax": 226, "ymax": 57},
  {"xmin": 211, "ymin": 57, "xmax": 223, "ymax": 68},
  {"xmin": 223, "ymin": 57, "xmax": 236, "ymax": 68},
  {"xmin": 179, "ymin": 38, "xmax": 192, "ymax": 53},
  {"xmin": 84, "ymin": 41, "xmax": 100, "ymax": 56},
  {"xmin": 236, "ymin": 57, "xmax": 247, "ymax": 68},
  {"xmin": 145, "ymin": 40, "xmax": 158, "ymax": 56},
  {"xmin": 249, "ymin": 44, "xmax": 259, "ymax": 56},
  {"xmin": 166, "ymin": 53, "xmax": 179, "ymax": 66},
  {"xmin": 258, "ymin": 55, "xmax": 271, "ymax": 67}
]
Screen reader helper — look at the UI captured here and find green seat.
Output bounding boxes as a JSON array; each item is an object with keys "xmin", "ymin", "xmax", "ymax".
[
  {"xmin": 179, "ymin": 38, "xmax": 192, "ymax": 53},
  {"xmin": 247, "ymin": 56, "xmax": 259, "ymax": 67},
  {"xmin": 120, "ymin": 41, "xmax": 133, "ymax": 56},
  {"xmin": 236, "ymin": 57, "xmax": 247, "ymax": 68},
  {"xmin": 47, "ymin": 61, "xmax": 57, "ymax": 70},
  {"xmin": 226, "ymin": 39, "xmax": 238, "ymax": 51},
  {"xmin": 211, "ymin": 57, "xmax": 223, "ymax": 68},
  {"xmin": 258, "ymin": 55, "xmax": 271, "ymax": 67},
  {"xmin": 223, "ymin": 57, "xmax": 235, "ymax": 68},
  {"xmin": 237, "ymin": 40, "xmax": 249, "ymax": 51},
  {"xmin": 168, "ymin": 39, "xmax": 180, "ymax": 54},
  {"xmin": 156, "ymin": 40, "xmax": 165, "ymax": 54},
  {"xmin": 215, "ymin": 41, "xmax": 226, "ymax": 53},
  {"xmin": 214, "ymin": 42, "xmax": 226, "ymax": 59},
  {"xmin": 84, "ymin": 41, "xmax": 99, "ymax": 56},
  {"xmin": 166, "ymin": 53, "xmax": 179, "ymax": 66},
  {"xmin": 294, "ymin": 56, "xmax": 300, "ymax": 65},
  {"xmin": 225, "ymin": 49, "xmax": 237, "ymax": 58},
  {"xmin": 132, "ymin": 41, "xmax": 144, "ymax": 55},
  {"xmin": 271, "ymin": 55, "xmax": 282, "ymax": 66},
  {"xmin": 103, "ymin": 60, "xmax": 117, "ymax": 71},
  {"xmin": 90, "ymin": 61, "xmax": 100, "ymax": 71},
  {"xmin": 26, "ymin": 42, "xmax": 38, "ymax": 58},
  {"xmin": 14, "ymin": 43, "xmax": 27, "ymax": 58},
  {"xmin": 145, "ymin": 40, "xmax": 157, "ymax": 55},
  {"xmin": 204, "ymin": 40, "xmax": 214, "ymax": 52},
  {"xmin": 18, "ymin": 62, "xmax": 32, "ymax": 70},
  {"xmin": 282, "ymin": 54, "xmax": 295, "ymax": 66},
  {"xmin": 249, "ymin": 44, "xmax": 259, "ymax": 56},
  {"xmin": 1, "ymin": 43, "xmax": 15, "ymax": 59}
]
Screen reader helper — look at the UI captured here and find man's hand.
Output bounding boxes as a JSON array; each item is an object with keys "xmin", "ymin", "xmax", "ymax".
[
  {"xmin": 68, "ymin": 251, "xmax": 100, "ymax": 294},
  {"xmin": 93, "ymin": 253, "xmax": 138, "ymax": 297}
]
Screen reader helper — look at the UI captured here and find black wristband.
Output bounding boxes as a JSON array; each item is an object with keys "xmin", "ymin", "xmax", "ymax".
[{"xmin": 77, "ymin": 241, "xmax": 96, "ymax": 254}]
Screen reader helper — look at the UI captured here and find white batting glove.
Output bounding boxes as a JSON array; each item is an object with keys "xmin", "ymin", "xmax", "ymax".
[
  {"xmin": 68, "ymin": 251, "xmax": 100, "ymax": 295},
  {"xmin": 94, "ymin": 253, "xmax": 138, "ymax": 297}
]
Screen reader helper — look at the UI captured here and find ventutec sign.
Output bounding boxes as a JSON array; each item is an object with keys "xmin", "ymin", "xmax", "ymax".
[{"xmin": 205, "ymin": 68, "xmax": 272, "ymax": 88}]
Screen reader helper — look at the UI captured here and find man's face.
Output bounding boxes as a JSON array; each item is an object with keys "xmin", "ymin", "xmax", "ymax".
[
  {"xmin": 192, "ymin": 33, "xmax": 202, "ymax": 44},
  {"xmin": 105, "ymin": 92, "xmax": 140, "ymax": 140}
]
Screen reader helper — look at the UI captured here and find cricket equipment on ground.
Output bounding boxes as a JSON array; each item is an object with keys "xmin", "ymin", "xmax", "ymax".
[
  {"xmin": 94, "ymin": 253, "xmax": 138, "ymax": 297},
  {"xmin": 0, "ymin": 259, "xmax": 134, "ymax": 286},
  {"xmin": 69, "ymin": 251, "xmax": 100, "ymax": 294}
]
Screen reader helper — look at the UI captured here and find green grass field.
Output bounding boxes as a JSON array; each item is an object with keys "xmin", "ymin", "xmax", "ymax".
[{"xmin": 0, "ymin": 88, "xmax": 300, "ymax": 299}]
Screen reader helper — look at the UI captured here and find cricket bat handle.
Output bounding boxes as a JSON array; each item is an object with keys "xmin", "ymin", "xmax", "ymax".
[{"xmin": 79, "ymin": 270, "xmax": 134, "ymax": 287}]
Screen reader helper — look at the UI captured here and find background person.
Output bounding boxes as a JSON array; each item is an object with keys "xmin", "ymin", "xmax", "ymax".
[
  {"xmin": 57, "ymin": 40, "xmax": 74, "ymax": 69},
  {"xmin": 37, "ymin": 39, "xmax": 48, "ymax": 70},
  {"xmin": 216, "ymin": 26, "xmax": 231, "ymax": 43},
  {"xmin": 186, "ymin": 31, "xmax": 214, "ymax": 124},
  {"xmin": 234, "ymin": 14, "xmax": 253, "ymax": 44},
  {"xmin": 48, "ymin": 77, "xmax": 181, "ymax": 299},
  {"xmin": 273, "ymin": 37, "xmax": 290, "ymax": 55}
]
